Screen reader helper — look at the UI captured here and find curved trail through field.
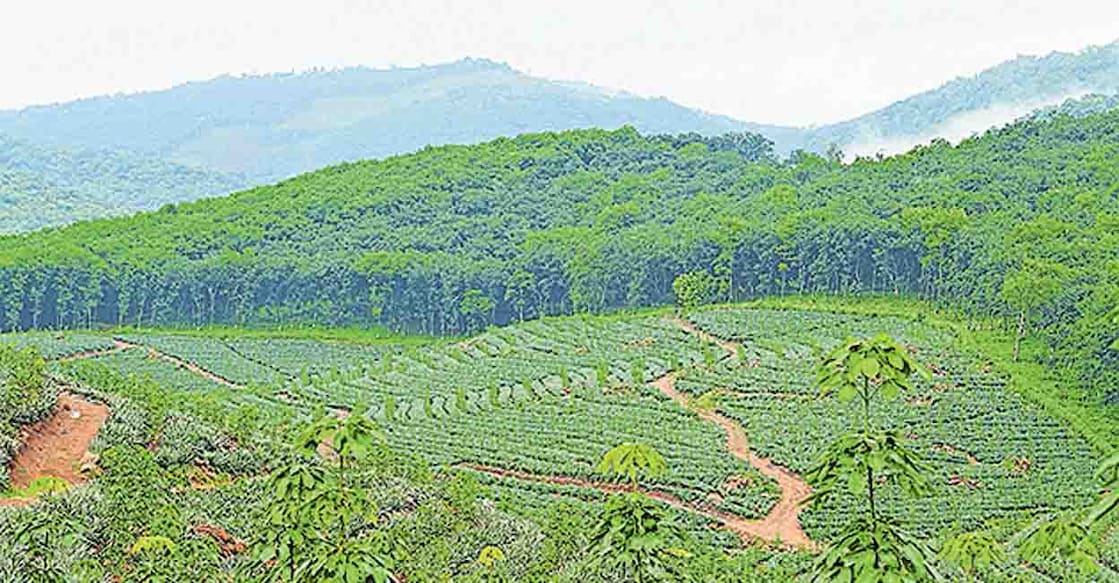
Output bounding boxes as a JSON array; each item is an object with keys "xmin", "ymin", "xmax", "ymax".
[
  {"xmin": 661, "ymin": 315, "xmax": 814, "ymax": 549},
  {"xmin": 671, "ymin": 316, "xmax": 741, "ymax": 357},
  {"xmin": 57, "ymin": 338, "xmax": 245, "ymax": 389},
  {"xmin": 0, "ymin": 392, "xmax": 109, "ymax": 508},
  {"xmin": 54, "ymin": 341, "xmax": 131, "ymax": 362},
  {"xmin": 652, "ymin": 372, "xmax": 813, "ymax": 548},
  {"xmin": 459, "ymin": 463, "xmax": 784, "ymax": 543},
  {"xmin": 116, "ymin": 339, "xmax": 245, "ymax": 389}
]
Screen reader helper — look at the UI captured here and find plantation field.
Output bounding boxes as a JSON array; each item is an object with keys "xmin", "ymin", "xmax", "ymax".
[
  {"xmin": 680, "ymin": 307, "xmax": 1100, "ymax": 540},
  {"xmin": 2, "ymin": 303, "xmax": 1114, "ymax": 580},
  {"xmin": 68, "ymin": 317, "xmax": 787, "ymax": 522}
]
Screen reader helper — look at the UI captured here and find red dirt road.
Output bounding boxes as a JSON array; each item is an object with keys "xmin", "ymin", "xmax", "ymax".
[
  {"xmin": 652, "ymin": 372, "xmax": 814, "ymax": 548},
  {"xmin": 1, "ymin": 393, "xmax": 109, "ymax": 507},
  {"xmin": 665, "ymin": 315, "xmax": 815, "ymax": 548}
]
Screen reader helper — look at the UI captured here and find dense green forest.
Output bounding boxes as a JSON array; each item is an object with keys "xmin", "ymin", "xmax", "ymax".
[
  {"xmin": 0, "ymin": 133, "xmax": 246, "ymax": 232},
  {"xmin": 1, "ymin": 107, "xmax": 1117, "ymax": 412}
]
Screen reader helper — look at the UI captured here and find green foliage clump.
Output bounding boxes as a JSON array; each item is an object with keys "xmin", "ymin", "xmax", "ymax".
[
  {"xmin": 673, "ymin": 270, "xmax": 726, "ymax": 311},
  {"xmin": 0, "ymin": 344, "xmax": 55, "ymax": 490},
  {"xmin": 596, "ymin": 442, "xmax": 668, "ymax": 486}
]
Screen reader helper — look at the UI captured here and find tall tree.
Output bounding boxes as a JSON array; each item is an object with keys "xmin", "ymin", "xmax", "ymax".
[{"xmin": 807, "ymin": 334, "xmax": 940, "ymax": 582}]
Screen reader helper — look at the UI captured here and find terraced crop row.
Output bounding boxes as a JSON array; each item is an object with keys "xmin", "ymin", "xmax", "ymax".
[{"xmin": 49, "ymin": 316, "xmax": 783, "ymax": 523}]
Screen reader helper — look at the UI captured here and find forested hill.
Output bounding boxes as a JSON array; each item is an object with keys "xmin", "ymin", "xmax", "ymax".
[
  {"xmin": 0, "ymin": 133, "xmax": 248, "ymax": 232},
  {"xmin": 1, "ymin": 110, "xmax": 1117, "ymax": 403},
  {"xmin": 0, "ymin": 58, "xmax": 763, "ymax": 184}
]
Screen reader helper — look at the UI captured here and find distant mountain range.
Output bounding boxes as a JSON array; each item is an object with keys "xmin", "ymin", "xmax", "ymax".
[{"xmin": 1, "ymin": 41, "xmax": 1117, "ymax": 232}]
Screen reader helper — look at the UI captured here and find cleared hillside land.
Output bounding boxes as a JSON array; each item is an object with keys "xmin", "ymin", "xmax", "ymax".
[{"xmin": 0, "ymin": 302, "xmax": 1114, "ymax": 580}]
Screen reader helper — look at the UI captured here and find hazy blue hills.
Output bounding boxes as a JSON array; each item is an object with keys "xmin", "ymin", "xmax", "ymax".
[
  {"xmin": 796, "ymin": 40, "xmax": 1119, "ymax": 157},
  {"xmin": 0, "ymin": 58, "xmax": 765, "ymax": 184}
]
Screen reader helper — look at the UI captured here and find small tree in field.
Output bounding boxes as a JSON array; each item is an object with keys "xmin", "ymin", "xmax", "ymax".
[
  {"xmin": 938, "ymin": 530, "xmax": 1004, "ymax": 581},
  {"xmin": 587, "ymin": 443, "xmax": 684, "ymax": 582},
  {"xmin": 806, "ymin": 333, "xmax": 941, "ymax": 582},
  {"xmin": 474, "ymin": 545, "xmax": 508, "ymax": 582},
  {"xmin": 1016, "ymin": 450, "xmax": 1117, "ymax": 576},
  {"xmin": 250, "ymin": 407, "xmax": 397, "ymax": 583},
  {"xmin": 596, "ymin": 442, "xmax": 667, "ymax": 487},
  {"xmin": 672, "ymin": 270, "xmax": 725, "ymax": 313},
  {"xmin": 460, "ymin": 289, "xmax": 496, "ymax": 332},
  {"xmin": 999, "ymin": 259, "xmax": 1070, "ymax": 361}
]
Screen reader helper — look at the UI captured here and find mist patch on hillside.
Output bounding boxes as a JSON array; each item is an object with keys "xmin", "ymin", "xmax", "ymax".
[{"xmin": 843, "ymin": 89, "xmax": 1094, "ymax": 160}]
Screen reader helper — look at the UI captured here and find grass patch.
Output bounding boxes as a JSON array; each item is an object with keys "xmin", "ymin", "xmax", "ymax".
[{"xmin": 1, "ymin": 476, "xmax": 70, "ymax": 500}]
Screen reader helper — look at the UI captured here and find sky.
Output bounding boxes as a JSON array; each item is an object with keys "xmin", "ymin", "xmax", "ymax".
[{"xmin": 3, "ymin": 0, "xmax": 1118, "ymax": 126}]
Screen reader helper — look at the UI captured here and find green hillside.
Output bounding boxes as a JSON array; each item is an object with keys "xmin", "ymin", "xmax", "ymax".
[
  {"xmin": 3, "ymin": 47, "xmax": 1117, "ymax": 234},
  {"xmin": 2, "ymin": 75, "xmax": 1118, "ymax": 583},
  {"xmin": 0, "ymin": 133, "xmax": 247, "ymax": 232}
]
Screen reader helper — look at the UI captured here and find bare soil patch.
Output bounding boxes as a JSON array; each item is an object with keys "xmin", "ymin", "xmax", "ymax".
[{"xmin": 1, "ymin": 392, "xmax": 109, "ymax": 507}]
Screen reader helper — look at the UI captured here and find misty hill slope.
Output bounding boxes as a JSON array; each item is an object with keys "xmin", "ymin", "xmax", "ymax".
[
  {"xmin": 1029, "ymin": 92, "xmax": 1119, "ymax": 121},
  {"xmin": 796, "ymin": 40, "xmax": 1119, "ymax": 157},
  {"xmin": 0, "ymin": 133, "xmax": 247, "ymax": 232},
  {"xmin": 0, "ymin": 58, "xmax": 765, "ymax": 184},
  {"xmin": 16, "ymin": 44, "xmax": 1107, "ymax": 168}
]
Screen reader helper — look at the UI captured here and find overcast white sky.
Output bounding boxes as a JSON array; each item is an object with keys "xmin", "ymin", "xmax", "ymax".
[{"xmin": 4, "ymin": 0, "xmax": 1118, "ymax": 125}]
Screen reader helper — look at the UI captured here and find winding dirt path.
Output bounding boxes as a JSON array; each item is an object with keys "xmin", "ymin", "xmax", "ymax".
[
  {"xmin": 671, "ymin": 315, "xmax": 741, "ymax": 356},
  {"xmin": 460, "ymin": 462, "xmax": 799, "ymax": 547},
  {"xmin": 0, "ymin": 392, "xmax": 109, "ymax": 508},
  {"xmin": 652, "ymin": 372, "xmax": 813, "ymax": 548},
  {"xmin": 661, "ymin": 315, "xmax": 815, "ymax": 548},
  {"xmin": 459, "ymin": 316, "xmax": 815, "ymax": 549},
  {"xmin": 117, "ymin": 339, "xmax": 245, "ymax": 389},
  {"xmin": 55, "ymin": 338, "xmax": 244, "ymax": 389},
  {"xmin": 55, "ymin": 335, "xmax": 245, "ymax": 387}
]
